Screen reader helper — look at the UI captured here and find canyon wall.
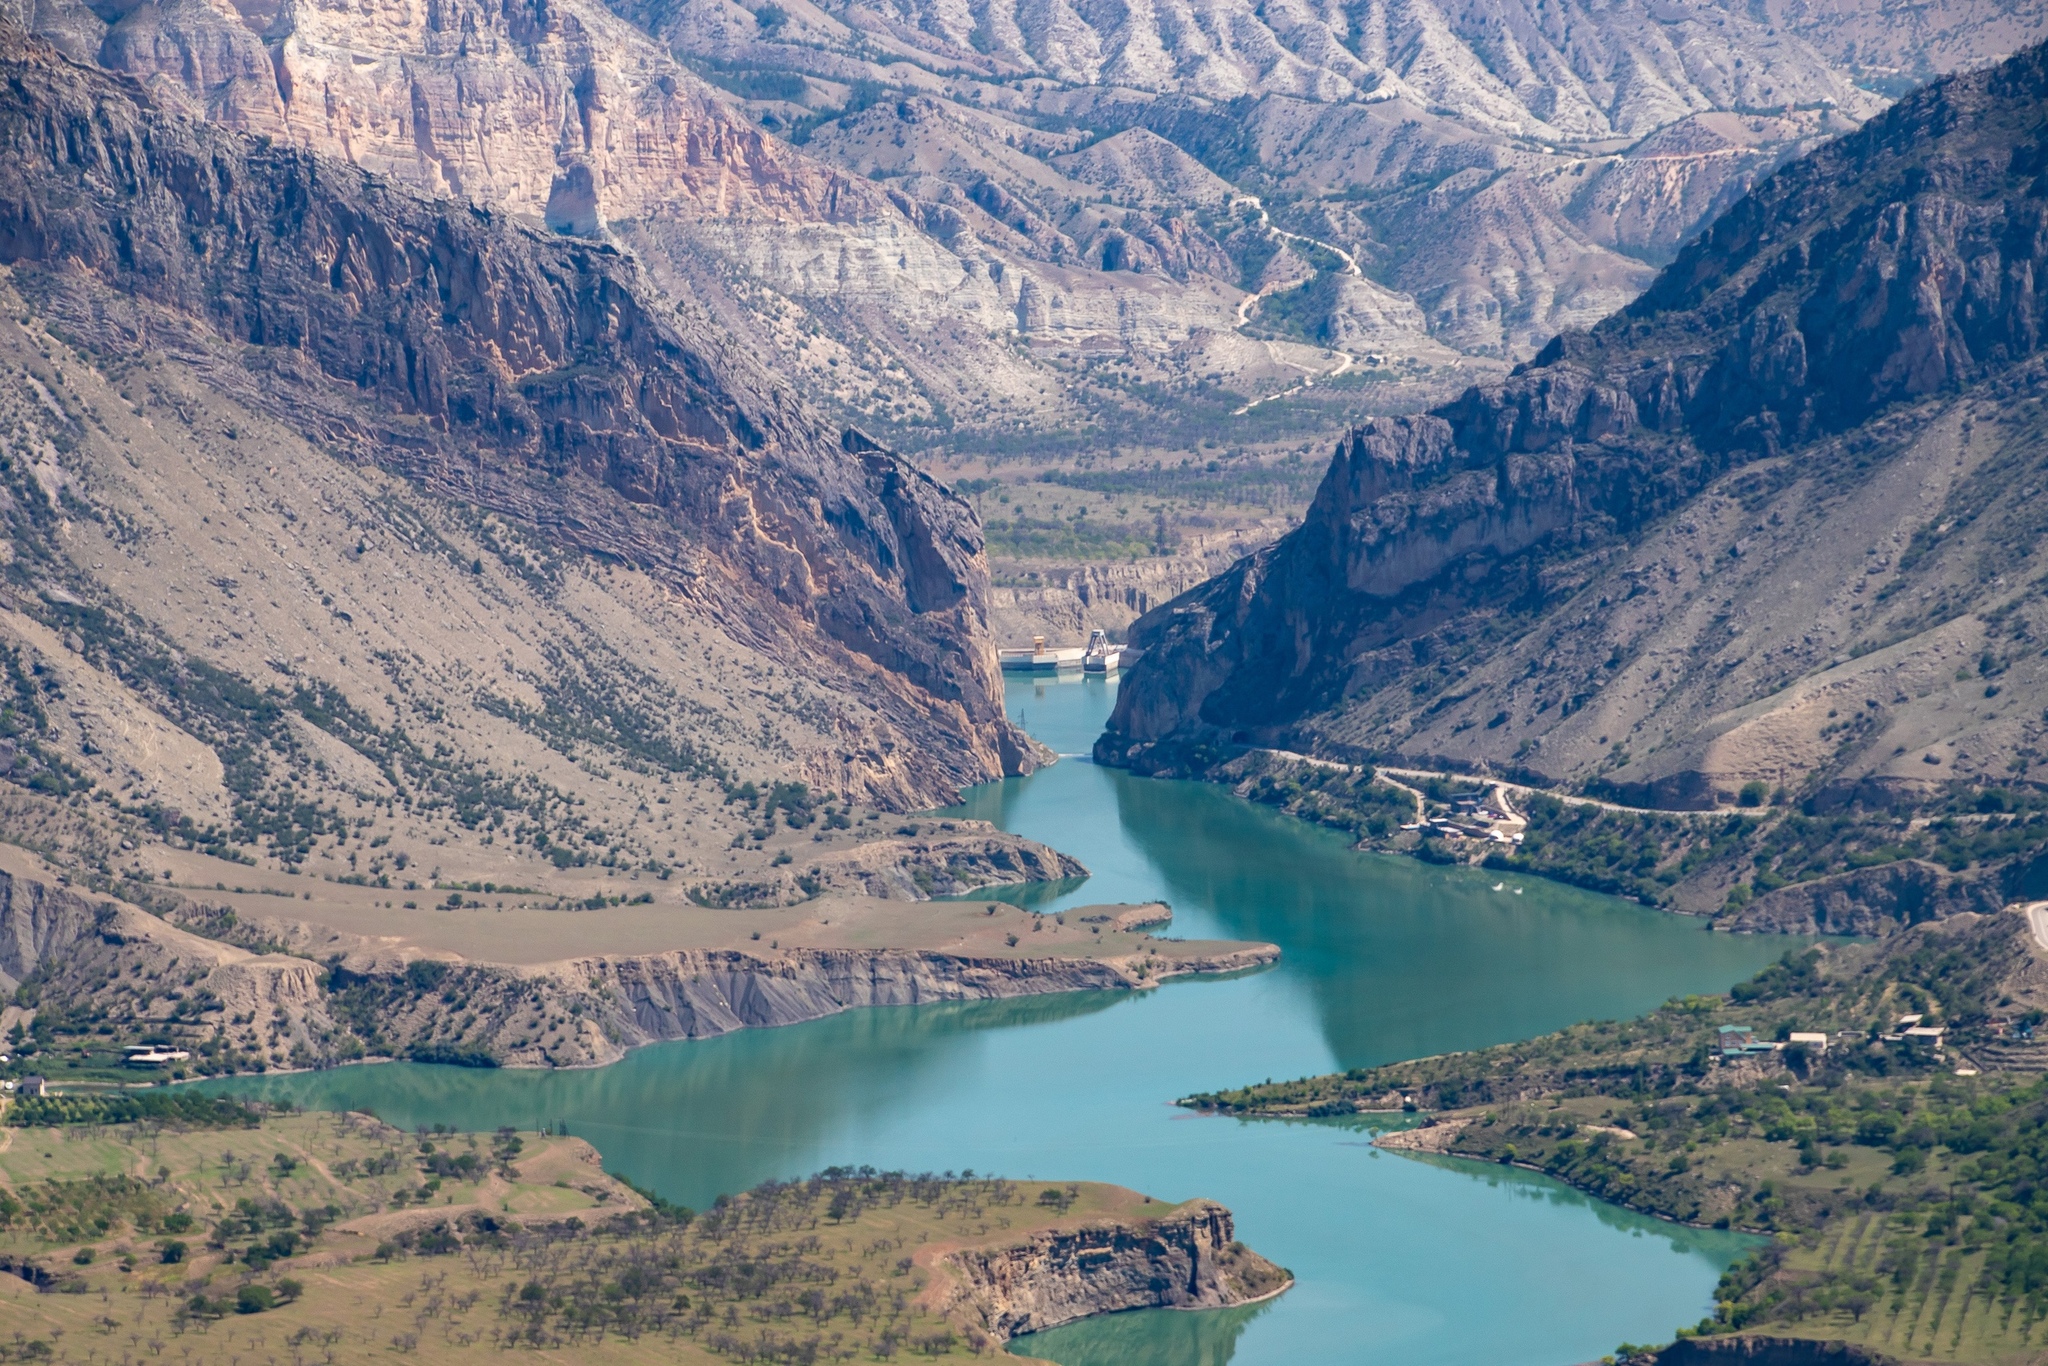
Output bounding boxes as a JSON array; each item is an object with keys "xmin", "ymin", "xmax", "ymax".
[
  {"xmin": 933, "ymin": 1199, "xmax": 1290, "ymax": 1340},
  {"xmin": 0, "ymin": 27, "xmax": 1033, "ymax": 806},
  {"xmin": 566, "ymin": 941, "xmax": 1277, "ymax": 1063},
  {"xmin": 1101, "ymin": 44, "xmax": 2048, "ymax": 810},
  {"xmin": 0, "ymin": 864, "xmax": 107, "ymax": 993},
  {"xmin": 3, "ymin": 846, "xmax": 1274, "ymax": 1073}
]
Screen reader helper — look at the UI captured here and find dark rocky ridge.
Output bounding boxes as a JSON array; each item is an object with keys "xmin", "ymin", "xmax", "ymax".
[
  {"xmin": 0, "ymin": 27, "xmax": 1035, "ymax": 805},
  {"xmin": 1101, "ymin": 42, "xmax": 2048, "ymax": 809}
]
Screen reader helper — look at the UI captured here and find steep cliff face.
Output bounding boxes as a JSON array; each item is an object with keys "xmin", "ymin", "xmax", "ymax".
[
  {"xmin": 0, "ymin": 852, "xmax": 355, "ymax": 1065},
  {"xmin": 226, "ymin": 936, "xmax": 1276, "ymax": 1070},
  {"xmin": 1102, "ymin": 43, "xmax": 2048, "ymax": 806},
  {"xmin": 932, "ymin": 1199, "xmax": 1290, "ymax": 1340},
  {"xmin": 0, "ymin": 31, "xmax": 1033, "ymax": 802},
  {"xmin": 24, "ymin": 0, "xmax": 2039, "ymax": 420},
  {"xmin": 42, "ymin": 0, "xmax": 869, "ymax": 227},
  {"xmin": 1715, "ymin": 861, "xmax": 2007, "ymax": 937},
  {"xmin": 0, "ymin": 864, "xmax": 106, "ymax": 993},
  {"xmin": 796, "ymin": 828, "xmax": 1086, "ymax": 902},
  {"xmin": 565, "ymin": 941, "xmax": 1275, "ymax": 1063},
  {"xmin": 615, "ymin": 0, "xmax": 2042, "ymax": 362},
  {"xmin": 13, "ymin": 855, "xmax": 1277, "ymax": 1071}
]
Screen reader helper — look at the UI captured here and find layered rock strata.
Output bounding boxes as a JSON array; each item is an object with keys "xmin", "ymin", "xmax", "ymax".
[
  {"xmin": 932, "ymin": 1199, "xmax": 1290, "ymax": 1341},
  {"xmin": 558, "ymin": 941, "xmax": 1275, "ymax": 1062},
  {"xmin": 4, "ymin": 850, "xmax": 1274, "ymax": 1072}
]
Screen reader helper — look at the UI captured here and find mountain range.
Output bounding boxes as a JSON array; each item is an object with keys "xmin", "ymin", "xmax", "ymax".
[
  {"xmin": 13, "ymin": 0, "xmax": 2045, "ymax": 456},
  {"xmin": 1101, "ymin": 38, "xmax": 2048, "ymax": 824}
]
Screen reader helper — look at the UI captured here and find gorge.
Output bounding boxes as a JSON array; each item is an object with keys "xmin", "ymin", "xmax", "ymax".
[
  {"xmin": 5, "ymin": 4, "xmax": 2048, "ymax": 1363},
  {"xmin": 205, "ymin": 675, "xmax": 1797, "ymax": 1365}
]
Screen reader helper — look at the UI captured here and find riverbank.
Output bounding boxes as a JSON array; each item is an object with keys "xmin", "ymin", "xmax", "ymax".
[
  {"xmin": 1181, "ymin": 908, "xmax": 2048, "ymax": 1363},
  {"xmin": 166, "ymin": 674, "xmax": 1792, "ymax": 1365},
  {"xmin": 0, "ymin": 843, "xmax": 1276, "ymax": 1082},
  {"xmin": 1124, "ymin": 745, "xmax": 2045, "ymax": 939}
]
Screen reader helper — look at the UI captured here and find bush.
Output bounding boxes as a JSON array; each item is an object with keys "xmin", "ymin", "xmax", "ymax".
[
  {"xmin": 405, "ymin": 1044, "xmax": 499, "ymax": 1068},
  {"xmin": 236, "ymin": 1284, "xmax": 275, "ymax": 1314},
  {"xmin": 4, "ymin": 1092, "xmax": 260, "ymax": 1129}
]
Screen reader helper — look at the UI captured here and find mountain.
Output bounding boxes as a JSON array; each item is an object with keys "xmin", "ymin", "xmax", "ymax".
[
  {"xmin": 616, "ymin": 0, "xmax": 2044, "ymax": 370},
  {"xmin": 0, "ymin": 0, "xmax": 1447, "ymax": 448},
  {"xmin": 1100, "ymin": 40, "xmax": 2048, "ymax": 819},
  {"xmin": 16, "ymin": 0, "xmax": 2047, "ymax": 666},
  {"xmin": 0, "ymin": 13, "xmax": 1050, "ymax": 884},
  {"xmin": 20, "ymin": 0, "xmax": 2037, "ymax": 459}
]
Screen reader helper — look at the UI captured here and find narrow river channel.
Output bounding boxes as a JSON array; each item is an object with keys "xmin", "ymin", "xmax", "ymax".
[{"xmin": 210, "ymin": 673, "xmax": 1797, "ymax": 1365}]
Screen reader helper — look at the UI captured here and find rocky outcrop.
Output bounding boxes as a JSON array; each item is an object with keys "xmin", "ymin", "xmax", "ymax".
[
  {"xmin": 1718, "ymin": 861, "xmax": 2005, "ymax": 936},
  {"xmin": 678, "ymin": 829, "xmax": 1084, "ymax": 907},
  {"xmin": 802, "ymin": 829, "xmax": 1086, "ymax": 901},
  {"xmin": 932, "ymin": 1199, "xmax": 1289, "ymax": 1341},
  {"xmin": 0, "ymin": 28, "xmax": 1033, "ymax": 806},
  {"xmin": 0, "ymin": 855, "xmax": 354, "ymax": 1064},
  {"xmin": 1101, "ymin": 44, "xmax": 2048, "ymax": 798},
  {"xmin": 23, "ymin": 875, "xmax": 1276, "ymax": 1071},
  {"xmin": 0, "ymin": 863, "xmax": 107, "ymax": 993},
  {"xmin": 989, "ymin": 520, "xmax": 1287, "ymax": 641}
]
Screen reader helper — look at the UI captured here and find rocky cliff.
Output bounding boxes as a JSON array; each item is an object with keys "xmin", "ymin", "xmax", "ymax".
[
  {"xmin": 795, "ymin": 827, "xmax": 1086, "ymax": 902},
  {"xmin": 0, "ymin": 26, "xmax": 1034, "ymax": 806},
  {"xmin": 1103, "ymin": 43, "xmax": 2048, "ymax": 815},
  {"xmin": 931, "ymin": 1198, "xmax": 1290, "ymax": 1340},
  {"xmin": 24, "ymin": 0, "xmax": 2028, "ymax": 438},
  {"xmin": 559, "ymin": 940, "xmax": 1276, "ymax": 1063},
  {"xmin": 0, "ymin": 850, "xmax": 358, "ymax": 1066},
  {"xmin": 6, "ymin": 832, "xmax": 1276, "ymax": 1071},
  {"xmin": 617, "ymin": 0, "xmax": 2044, "ymax": 366},
  {"xmin": 0, "ymin": 862, "xmax": 105, "ymax": 993}
]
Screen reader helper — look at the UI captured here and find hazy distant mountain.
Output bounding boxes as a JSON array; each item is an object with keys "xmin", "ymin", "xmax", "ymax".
[{"xmin": 614, "ymin": 0, "xmax": 2040, "ymax": 362}]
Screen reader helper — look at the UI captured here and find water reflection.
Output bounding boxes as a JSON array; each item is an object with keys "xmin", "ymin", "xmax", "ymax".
[
  {"xmin": 212, "ymin": 990, "xmax": 1133, "ymax": 1207},
  {"xmin": 1016, "ymin": 1298, "xmax": 1277, "ymax": 1366},
  {"xmin": 947, "ymin": 706, "xmax": 1799, "ymax": 1073},
  {"xmin": 208, "ymin": 674, "xmax": 1787, "ymax": 1366}
]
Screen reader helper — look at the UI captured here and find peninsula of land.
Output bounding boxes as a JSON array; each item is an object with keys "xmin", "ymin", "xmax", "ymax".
[
  {"xmin": 0, "ymin": 839, "xmax": 1275, "ymax": 1078},
  {"xmin": 0, "ymin": 1103, "xmax": 1290, "ymax": 1363}
]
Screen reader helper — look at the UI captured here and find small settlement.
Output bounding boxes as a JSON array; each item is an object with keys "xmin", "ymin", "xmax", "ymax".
[
  {"xmin": 1399, "ymin": 790, "xmax": 1527, "ymax": 846},
  {"xmin": 1713, "ymin": 1014, "xmax": 1963, "ymax": 1070}
]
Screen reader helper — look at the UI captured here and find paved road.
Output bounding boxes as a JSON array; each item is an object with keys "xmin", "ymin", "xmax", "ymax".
[
  {"xmin": 2024, "ymin": 901, "xmax": 2048, "ymax": 952},
  {"xmin": 1257, "ymin": 748, "xmax": 1661, "ymax": 821}
]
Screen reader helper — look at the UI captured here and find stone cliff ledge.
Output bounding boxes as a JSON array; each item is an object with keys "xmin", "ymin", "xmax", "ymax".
[{"xmin": 925, "ymin": 1197, "xmax": 1291, "ymax": 1343}]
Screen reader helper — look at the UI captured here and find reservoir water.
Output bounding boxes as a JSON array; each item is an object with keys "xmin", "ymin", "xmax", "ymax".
[{"xmin": 211, "ymin": 674, "xmax": 1796, "ymax": 1364}]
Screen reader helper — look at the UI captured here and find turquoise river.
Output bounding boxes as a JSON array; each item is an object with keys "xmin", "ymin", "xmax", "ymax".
[{"xmin": 208, "ymin": 674, "xmax": 1801, "ymax": 1365}]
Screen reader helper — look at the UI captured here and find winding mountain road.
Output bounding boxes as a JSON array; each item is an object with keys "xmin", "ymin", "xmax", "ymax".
[{"xmin": 1227, "ymin": 195, "xmax": 1363, "ymax": 416}]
